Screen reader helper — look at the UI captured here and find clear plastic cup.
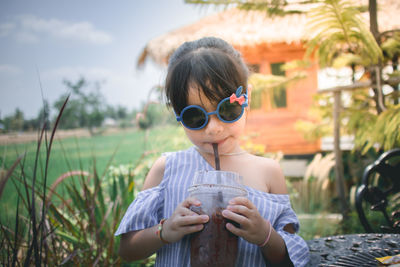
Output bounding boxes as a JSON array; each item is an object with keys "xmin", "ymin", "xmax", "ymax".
[{"xmin": 188, "ymin": 170, "xmax": 247, "ymax": 267}]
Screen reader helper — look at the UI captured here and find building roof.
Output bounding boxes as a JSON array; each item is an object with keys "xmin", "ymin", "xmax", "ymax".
[{"xmin": 138, "ymin": 0, "xmax": 400, "ymax": 67}]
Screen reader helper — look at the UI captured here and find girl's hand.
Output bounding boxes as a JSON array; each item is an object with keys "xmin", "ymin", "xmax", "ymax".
[
  {"xmin": 162, "ymin": 197, "xmax": 209, "ymax": 243},
  {"xmin": 221, "ymin": 196, "xmax": 269, "ymax": 245}
]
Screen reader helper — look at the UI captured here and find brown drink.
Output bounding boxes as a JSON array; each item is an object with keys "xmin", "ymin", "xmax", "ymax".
[
  {"xmin": 188, "ymin": 171, "xmax": 247, "ymax": 267},
  {"xmin": 190, "ymin": 206, "xmax": 238, "ymax": 267}
]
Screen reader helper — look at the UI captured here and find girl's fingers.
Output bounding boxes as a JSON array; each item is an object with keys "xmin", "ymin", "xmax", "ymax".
[
  {"xmin": 226, "ymin": 204, "xmax": 250, "ymax": 217},
  {"xmin": 176, "ymin": 197, "xmax": 203, "ymax": 216},
  {"xmin": 180, "ymin": 224, "xmax": 205, "ymax": 235},
  {"xmin": 179, "ymin": 206, "xmax": 199, "ymax": 217},
  {"xmin": 222, "ymin": 209, "xmax": 247, "ymax": 226},
  {"xmin": 177, "ymin": 214, "xmax": 209, "ymax": 226},
  {"xmin": 181, "ymin": 197, "xmax": 201, "ymax": 208},
  {"xmin": 225, "ymin": 221, "xmax": 245, "ymax": 237},
  {"xmin": 229, "ymin": 197, "xmax": 255, "ymax": 209}
]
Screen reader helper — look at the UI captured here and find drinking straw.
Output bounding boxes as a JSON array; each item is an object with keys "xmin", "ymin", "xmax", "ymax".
[
  {"xmin": 212, "ymin": 143, "xmax": 221, "ymax": 171},
  {"xmin": 212, "ymin": 143, "xmax": 223, "ymax": 203}
]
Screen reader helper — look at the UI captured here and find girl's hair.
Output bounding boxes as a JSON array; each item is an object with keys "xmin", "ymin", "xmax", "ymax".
[{"xmin": 165, "ymin": 37, "xmax": 249, "ymax": 114}]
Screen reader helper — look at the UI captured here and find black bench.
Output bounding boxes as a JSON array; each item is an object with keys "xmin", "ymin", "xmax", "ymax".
[{"xmin": 355, "ymin": 148, "xmax": 400, "ymax": 233}]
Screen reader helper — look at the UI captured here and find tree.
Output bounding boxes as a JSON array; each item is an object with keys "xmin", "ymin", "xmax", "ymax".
[
  {"xmin": 36, "ymin": 99, "xmax": 51, "ymax": 130},
  {"xmin": 8, "ymin": 108, "xmax": 25, "ymax": 132},
  {"xmin": 301, "ymin": 0, "xmax": 400, "ymax": 152},
  {"xmin": 53, "ymin": 77, "xmax": 106, "ymax": 135},
  {"xmin": 116, "ymin": 105, "xmax": 128, "ymax": 120},
  {"xmin": 53, "ymin": 94, "xmax": 82, "ymax": 129}
]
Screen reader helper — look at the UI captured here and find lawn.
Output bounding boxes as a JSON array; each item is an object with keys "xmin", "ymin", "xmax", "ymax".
[{"xmin": 0, "ymin": 125, "xmax": 192, "ymax": 221}]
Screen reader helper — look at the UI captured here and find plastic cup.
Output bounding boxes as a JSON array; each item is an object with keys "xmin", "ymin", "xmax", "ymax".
[{"xmin": 188, "ymin": 170, "xmax": 247, "ymax": 267}]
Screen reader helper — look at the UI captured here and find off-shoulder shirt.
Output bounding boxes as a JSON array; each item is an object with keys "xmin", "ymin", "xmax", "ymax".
[{"xmin": 115, "ymin": 147, "xmax": 310, "ymax": 266}]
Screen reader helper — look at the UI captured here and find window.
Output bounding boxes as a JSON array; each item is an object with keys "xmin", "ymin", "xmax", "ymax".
[
  {"xmin": 248, "ymin": 64, "xmax": 263, "ymax": 109},
  {"xmin": 270, "ymin": 63, "xmax": 287, "ymax": 108}
]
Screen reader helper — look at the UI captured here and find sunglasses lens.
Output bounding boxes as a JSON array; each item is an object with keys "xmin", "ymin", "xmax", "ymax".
[
  {"xmin": 181, "ymin": 107, "xmax": 206, "ymax": 129},
  {"xmin": 219, "ymin": 100, "xmax": 243, "ymax": 122}
]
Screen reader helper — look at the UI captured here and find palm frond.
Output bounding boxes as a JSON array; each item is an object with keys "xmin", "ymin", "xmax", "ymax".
[
  {"xmin": 306, "ymin": 0, "xmax": 382, "ymax": 68},
  {"xmin": 381, "ymin": 36, "xmax": 400, "ymax": 59}
]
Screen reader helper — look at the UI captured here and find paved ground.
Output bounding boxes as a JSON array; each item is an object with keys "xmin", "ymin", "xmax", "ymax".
[{"xmin": 0, "ymin": 128, "xmax": 125, "ymax": 145}]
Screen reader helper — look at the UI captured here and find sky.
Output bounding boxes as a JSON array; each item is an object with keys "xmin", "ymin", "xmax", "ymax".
[{"xmin": 0, "ymin": 0, "xmax": 219, "ymax": 119}]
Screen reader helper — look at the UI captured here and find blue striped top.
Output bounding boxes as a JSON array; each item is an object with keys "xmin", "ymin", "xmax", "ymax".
[{"xmin": 115, "ymin": 147, "xmax": 310, "ymax": 266}]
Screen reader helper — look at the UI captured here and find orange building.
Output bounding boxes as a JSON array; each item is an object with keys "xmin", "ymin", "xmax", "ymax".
[{"xmin": 240, "ymin": 42, "xmax": 320, "ymax": 155}]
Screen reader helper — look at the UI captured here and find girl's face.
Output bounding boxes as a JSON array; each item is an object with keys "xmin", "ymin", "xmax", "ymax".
[{"xmin": 182, "ymin": 85, "xmax": 247, "ymax": 155}]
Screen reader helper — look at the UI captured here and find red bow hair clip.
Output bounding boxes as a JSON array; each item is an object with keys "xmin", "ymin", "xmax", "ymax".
[{"xmin": 230, "ymin": 93, "xmax": 246, "ymax": 105}]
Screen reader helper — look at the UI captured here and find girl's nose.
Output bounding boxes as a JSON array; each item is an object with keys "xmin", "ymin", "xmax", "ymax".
[{"xmin": 205, "ymin": 114, "xmax": 223, "ymax": 135}]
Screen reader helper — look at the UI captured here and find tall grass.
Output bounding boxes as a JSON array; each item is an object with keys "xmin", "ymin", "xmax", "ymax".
[
  {"xmin": 290, "ymin": 153, "xmax": 336, "ymax": 214},
  {"xmin": 0, "ymin": 107, "xmax": 190, "ymax": 266},
  {"xmin": 0, "ymin": 95, "xmax": 69, "ymax": 266}
]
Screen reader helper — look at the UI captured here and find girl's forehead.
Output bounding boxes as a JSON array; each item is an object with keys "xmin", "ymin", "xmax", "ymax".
[{"xmin": 187, "ymin": 85, "xmax": 218, "ymax": 108}]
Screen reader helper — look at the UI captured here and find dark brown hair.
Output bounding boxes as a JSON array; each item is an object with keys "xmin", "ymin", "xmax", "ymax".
[{"xmin": 165, "ymin": 37, "xmax": 249, "ymax": 114}]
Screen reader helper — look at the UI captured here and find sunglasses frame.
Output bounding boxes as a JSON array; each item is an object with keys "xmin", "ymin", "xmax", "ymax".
[{"xmin": 176, "ymin": 86, "xmax": 248, "ymax": 130}]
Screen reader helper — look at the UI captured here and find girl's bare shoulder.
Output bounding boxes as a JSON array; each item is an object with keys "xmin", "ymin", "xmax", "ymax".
[
  {"xmin": 142, "ymin": 156, "xmax": 166, "ymax": 190},
  {"xmin": 245, "ymin": 154, "xmax": 288, "ymax": 194}
]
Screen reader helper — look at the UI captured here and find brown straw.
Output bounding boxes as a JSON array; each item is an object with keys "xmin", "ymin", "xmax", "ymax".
[
  {"xmin": 212, "ymin": 143, "xmax": 221, "ymax": 170},
  {"xmin": 212, "ymin": 143, "xmax": 223, "ymax": 203}
]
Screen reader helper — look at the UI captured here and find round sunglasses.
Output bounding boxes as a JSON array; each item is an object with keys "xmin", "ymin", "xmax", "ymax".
[{"xmin": 176, "ymin": 86, "xmax": 248, "ymax": 130}]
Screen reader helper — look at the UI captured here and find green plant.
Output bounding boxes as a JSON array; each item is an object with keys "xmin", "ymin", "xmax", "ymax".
[
  {"xmin": 0, "ymin": 96, "xmax": 69, "ymax": 266},
  {"xmin": 298, "ymin": 214, "xmax": 342, "ymax": 240},
  {"xmin": 290, "ymin": 153, "xmax": 336, "ymax": 214},
  {"xmin": 44, "ymin": 147, "xmax": 158, "ymax": 266},
  {"xmin": 306, "ymin": 0, "xmax": 382, "ymax": 68}
]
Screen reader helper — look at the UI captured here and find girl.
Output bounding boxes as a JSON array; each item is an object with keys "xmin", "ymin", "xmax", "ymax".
[{"xmin": 115, "ymin": 37, "xmax": 310, "ymax": 266}]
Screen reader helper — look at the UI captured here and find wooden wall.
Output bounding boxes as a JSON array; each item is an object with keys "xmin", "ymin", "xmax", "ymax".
[{"xmin": 237, "ymin": 42, "xmax": 321, "ymax": 155}]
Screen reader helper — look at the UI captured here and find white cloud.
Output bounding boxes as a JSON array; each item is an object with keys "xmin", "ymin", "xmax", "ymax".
[
  {"xmin": 14, "ymin": 31, "xmax": 39, "ymax": 43},
  {"xmin": 2, "ymin": 14, "xmax": 113, "ymax": 45},
  {"xmin": 0, "ymin": 64, "xmax": 22, "ymax": 75},
  {"xmin": 0, "ymin": 22, "xmax": 15, "ymax": 37},
  {"xmin": 42, "ymin": 66, "xmax": 116, "ymax": 83}
]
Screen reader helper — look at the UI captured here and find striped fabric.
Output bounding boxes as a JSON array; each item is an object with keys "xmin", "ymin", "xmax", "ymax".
[{"xmin": 115, "ymin": 147, "xmax": 310, "ymax": 266}]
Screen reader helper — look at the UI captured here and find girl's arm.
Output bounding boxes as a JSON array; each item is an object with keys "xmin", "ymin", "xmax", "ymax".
[
  {"xmin": 261, "ymin": 159, "xmax": 295, "ymax": 264},
  {"xmin": 118, "ymin": 156, "xmax": 167, "ymax": 261},
  {"xmin": 119, "ymin": 198, "xmax": 209, "ymax": 261},
  {"xmin": 259, "ymin": 220, "xmax": 294, "ymax": 266},
  {"xmin": 222, "ymin": 197, "xmax": 290, "ymax": 265},
  {"xmin": 119, "ymin": 226, "xmax": 164, "ymax": 261},
  {"xmin": 118, "ymin": 156, "xmax": 209, "ymax": 262},
  {"xmin": 222, "ymin": 159, "xmax": 294, "ymax": 265}
]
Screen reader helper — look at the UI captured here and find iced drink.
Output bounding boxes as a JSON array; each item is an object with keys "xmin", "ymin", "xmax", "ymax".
[{"xmin": 188, "ymin": 171, "xmax": 247, "ymax": 267}]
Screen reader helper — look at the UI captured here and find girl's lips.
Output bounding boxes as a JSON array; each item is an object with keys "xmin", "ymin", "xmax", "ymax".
[{"xmin": 209, "ymin": 138, "xmax": 227, "ymax": 146}]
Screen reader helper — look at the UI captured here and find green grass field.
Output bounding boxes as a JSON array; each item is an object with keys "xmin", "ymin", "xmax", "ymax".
[
  {"xmin": 1, "ymin": 126, "xmax": 190, "ymax": 178},
  {"xmin": 0, "ymin": 125, "xmax": 191, "ymax": 220}
]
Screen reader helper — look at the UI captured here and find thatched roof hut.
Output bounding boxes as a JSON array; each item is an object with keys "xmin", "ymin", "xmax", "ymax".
[{"xmin": 137, "ymin": 0, "xmax": 400, "ymax": 67}]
